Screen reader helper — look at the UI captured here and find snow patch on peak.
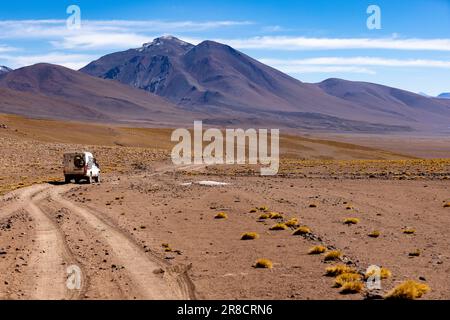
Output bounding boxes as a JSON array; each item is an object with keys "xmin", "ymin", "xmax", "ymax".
[{"xmin": 139, "ymin": 36, "xmax": 191, "ymax": 50}]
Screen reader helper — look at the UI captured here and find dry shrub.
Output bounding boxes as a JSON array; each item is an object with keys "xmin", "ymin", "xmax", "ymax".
[
  {"xmin": 285, "ymin": 218, "xmax": 299, "ymax": 227},
  {"xmin": 249, "ymin": 208, "xmax": 257, "ymax": 213},
  {"xmin": 241, "ymin": 232, "xmax": 259, "ymax": 240},
  {"xmin": 443, "ymin": 202, "xmax": 450, "ymax": 208},
  {"xmin": 309, "ymin": 204, "xmax": 317, "ymax": 208},
  {"xmin": 259, "ymin": 206, "xmax": 269, "ymax": 212},
  {"xmin": 343, "ymin": 218, "xmax": 360, "ymax": 225},
  {"xmin": 324, "ymin": 250, "xmax": 342, "ymax": 261},
  {"xmin": 270, "ymin": 223, "xmax": 288, "ymax": 231},
  {"xmin": 325, "ymin": 264, "xmax": 356, "ymax": 276},
  {"xmin": 254, "ymin": 259, "xmax": 273, "ymax": 269},
  {"xmin": 292, "ymin": 226, "xmax": 311, "ymax": 235},
  {"xmin": 258, "ymin": 213, "xmax": 270, "ymax": 220},
  {"xmin": 368, "ymin": 230, "xmax": 381, "ymax": 238},
  {"xmin": 403, "ymin": 228, "xmax": 416, "ymax": 234},
  {"xmin": 340, "ymin": 281, "xmax": 364, "ymax": 294},
  {"xmin": 269, "ymin": 212, "xmax": 283, "ymax": 219},
  {"xmin": 385, "ymin": 280, "xmax": 430, "ymax": 299},
  {"xmin": 308, "ymin": 245, "xmax": 327, "ymax": 255},
  {"xmin": 215, "ymin": 212, "xmax": 228, "ymax": 219},
  {"xmin": 335, "ymin": 273, "xmax": 362, "ymax": 288}
]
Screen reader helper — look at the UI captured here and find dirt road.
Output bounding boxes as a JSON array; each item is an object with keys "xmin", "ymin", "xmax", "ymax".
[
  {"xmin": 1, "ymin": 161, "xmax": 449, "ymax": 300},
  {"xmin": 0, "ymin": 165, "xmax": 198, "ymax": 300}
]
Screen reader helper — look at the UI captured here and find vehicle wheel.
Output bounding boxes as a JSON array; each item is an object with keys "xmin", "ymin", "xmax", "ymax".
[
  {"xmin": 95, "ymin": 175, "xmax": 101, "ymax": 183},
  {"xmin": 74, "ymin": 178, "xmax": 80, "ymax": 184},
  {"xmin": 87, "ymin": 176, "xmax": 93, "ymax": 184},
  {"xmin": 64, "ymin": 175, "xmax": 71, "ymax": 184}
]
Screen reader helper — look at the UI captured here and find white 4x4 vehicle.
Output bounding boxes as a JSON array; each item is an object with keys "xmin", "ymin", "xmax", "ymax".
[{"xmin": 63, "ymin": 152, "xmax": 101, "ymax": 184}]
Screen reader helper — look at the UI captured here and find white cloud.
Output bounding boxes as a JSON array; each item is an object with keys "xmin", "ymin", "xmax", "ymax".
[
  {"xmin": 259, "ymin": 57, "xmax": 450, "ymax": 74},
  {"xmin": 0, "ymin": 19, "xmax": 251, "ymax": 50},
  {"xmin": 272, "ymin": 65, "xmax": 376, "ymax": 74},
  {"xmin": 217, "ymin": 36, "xmax": 450, "ymax": 51},
  {"xmin": 0, "ymin": 53, "xmax": 97, "ymax": 70},
  {"xmin": 0, "ymin": 45, "xmax": 19, "ymax": 53}
]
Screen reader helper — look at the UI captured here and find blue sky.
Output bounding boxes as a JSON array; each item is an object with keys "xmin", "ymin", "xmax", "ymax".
[{"xmin": 0, "ymin": 0, "xmax": 450, "ymax": 95}]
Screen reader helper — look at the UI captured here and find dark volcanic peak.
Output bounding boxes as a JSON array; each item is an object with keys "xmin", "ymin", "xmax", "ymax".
[
  {"xmin": 0, "ymin": 66, "xmax": 12, "ymax": 74},
  {"xmin": 76, "ymin": 37, "xmax": 450, "ymax": 133}
]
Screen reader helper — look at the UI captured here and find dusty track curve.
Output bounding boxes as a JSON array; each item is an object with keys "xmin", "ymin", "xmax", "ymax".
[
  {"xmin": 0, "ymin": 164, "xmax": 200, "ymax": 300},
  {"xmin": 49, "ymin": 185, "xmax": 195, "ymax": 299}
]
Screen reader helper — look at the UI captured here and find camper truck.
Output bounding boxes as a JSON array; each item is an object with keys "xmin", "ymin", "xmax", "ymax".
[{"xmin": 63, "ymin": 152, "xmax": 100, "ymax": 184}]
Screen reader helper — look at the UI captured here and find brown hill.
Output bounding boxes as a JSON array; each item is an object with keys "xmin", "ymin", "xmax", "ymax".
[{"xmin": 0, "ymin": 63, "xmax": 198, "ymax": 126}]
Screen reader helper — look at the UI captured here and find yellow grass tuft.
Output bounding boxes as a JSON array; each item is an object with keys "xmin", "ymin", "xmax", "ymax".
[
  {"xmin": 443, "ymin": 202, "xmax": 450, "ymax": 208},
  {"xmin": 325, "ymin": 264, "xmax": 356, "ymax": 276},
  {"xmin": 249, "ymin": 208, "xmax": 257, "ymax": 213},
  {"xmin": 403, "ymin": 228, "xmax": 416, "ymax": 234},
  {"xmin": 308, "ymin": 245, "xmax": 327, "ymax": 255},
  {"xmin": 340, "ymin": 281, "xmax": 364, "ymax": 294},
  {"xmin": 268, "ymin": 212, "xmax": 283, "ymax": 219},
  {"xmin": 368, "ymin": 230, "xmax": 381, "ymax": 238},
  {"xmin": 241, "ymin": 232, "xmax": 259, "ymax": 240},
  {"xmin": 324, "ymin": 250, "xmax": 342, "ymax": 261},
  {"xmin": 215, "ymin": 212, "xmax": 228, "ymax": 219},
  {"xmin": 259, "ymin": 206, "xmax": 269, "ymax": 212},
  {"xmin": 345, "ymin": 206, "xmax": 353, "ymax": 210},
  {"xmin": 309, "ymin": 204, "xmax": 317, "ymax": 208},
  {"xmin": 385, "ymin": 280, "xmax": 430, "ymax": 299},
  {"xmin": 254, "ymin": 259, "xmax": 273, "ymax": 269},
  {"xmin": 335, "ymin": 273, "xmax": 362, "ymax": 288},
  {"xmin": 285, "ymin": 218, "xmax": 299, "ymax": 227},
  {"xmin": 258, "ymin": 213, "xmax": 270, "ymax": 220},
  {"xmin": 343, "ymin": 218, "xmax": 360, "ymax": 225},
  {"xmin": 292, "ymin": 226, "xmax": 311, "ymax": 235},
  {"xmin": 365, "ymin": 267, "xmax": 392, "ymax": 280},
  {"xmin": 270, "ymin": 223, "xmax": 288, "ymax": 231}
]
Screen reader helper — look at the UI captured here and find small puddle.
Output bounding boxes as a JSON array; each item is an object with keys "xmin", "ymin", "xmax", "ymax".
[{"xmin": 179, "ymin": 181, "xmax": 229, "ymax": 187}]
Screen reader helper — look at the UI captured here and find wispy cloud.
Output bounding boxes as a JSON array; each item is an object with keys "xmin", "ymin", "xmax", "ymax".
[
  {"xmin": 259, "ymin": 56, "xmax": 450, "ymax": 75},
  {"xmin": 0, "ymin": 19, "xmax": 251, "ymax": 43},
  {"xmin": 0, "ymin": 45, "xmax": 19, "ymax": 53},
  {"xmin": 218, "ymin": 36, "xmax": 450, "ymax": 51},
  {"xmin": 0, "ymin": 19, "xmax": 251, "ymax": 50},
  {"xmin": 0, "ymin": 53, "xmax": 97, "ymax": 69},
  {"xmin": 261, "ymin": 57, "xmax": 450, "ymax": 68},
  {"xmin": 271, "ymin": 65, "xmax": 376, "ymax": 74}
]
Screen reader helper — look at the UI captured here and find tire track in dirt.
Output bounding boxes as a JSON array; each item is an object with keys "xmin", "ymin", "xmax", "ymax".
[
  {"xmin": 0, "ymin": 185, "xmax": 49, "ymax": 220},
  {"xmin": 49, "ymin": 186, "xmax": 196, "ymax": 300},
  {"xmin": 0, "ymin": 185, "xmax": 82, "ymax": 300},
  {"xmin": 1, "ymin": 163, "xmax": 200, "ymax": 300}
]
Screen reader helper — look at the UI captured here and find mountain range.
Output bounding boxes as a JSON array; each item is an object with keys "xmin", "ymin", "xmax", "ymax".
[
  {"xmin": 0, "ymin": 66, "xmax": 12, "ymax": 75},
  {"xmin": 1, "ymin": 36, "xmax": 450, "ymax": 134}
]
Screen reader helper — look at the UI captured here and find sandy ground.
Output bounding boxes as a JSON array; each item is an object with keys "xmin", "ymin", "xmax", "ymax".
[
  {"xmin": 1, "ymin": 161, "xmax": 449, "ymax": 300},
  {"xmin": 1, "ymin": 115, "xmax": 449, "ymax": 300}
]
